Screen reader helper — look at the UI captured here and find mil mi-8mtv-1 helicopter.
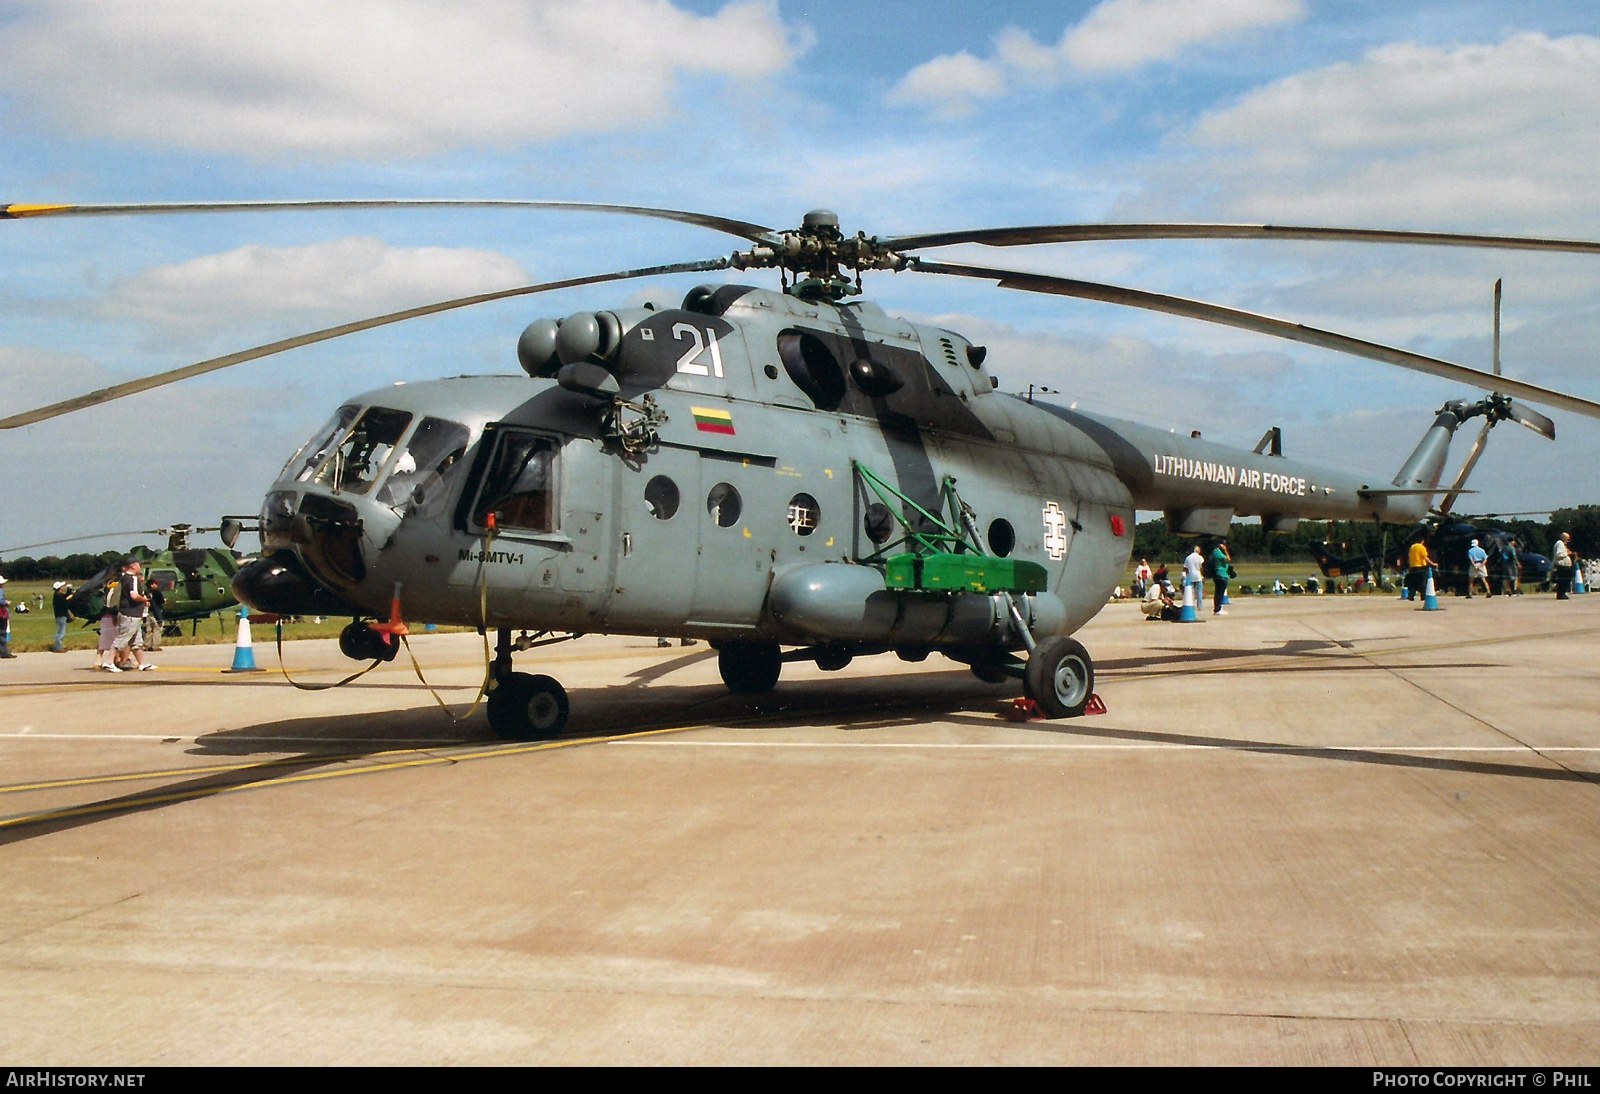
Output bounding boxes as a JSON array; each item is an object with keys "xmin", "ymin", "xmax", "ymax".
[{"xmin": 5, "ymin": 199, "xmax": 1600, "ymax": 738}]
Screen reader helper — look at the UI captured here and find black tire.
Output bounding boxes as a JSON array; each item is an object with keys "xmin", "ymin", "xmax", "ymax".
[
  {"xmin": 718, "ymin": 641, "xmax": 782, "ymax": 694},
  {"xmin": 970, "ymin": 662, "xmax": 1011, "ymax": 684},
  {"xmin": 486, "ymin": 672, "xmax": 570, "ymax": 740},
  {"xmin": 338, "ymin": 621, "xmax": 398, "ymax": 662},
  {"xmin": 1024, "ymin": 637, "xmax": 1094, "ymax": 719}
]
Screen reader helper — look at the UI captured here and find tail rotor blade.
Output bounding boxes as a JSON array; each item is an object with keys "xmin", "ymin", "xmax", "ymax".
[{"xmin": 1506, "ymin": 399, "xmax": 1557, "ymax": 441}]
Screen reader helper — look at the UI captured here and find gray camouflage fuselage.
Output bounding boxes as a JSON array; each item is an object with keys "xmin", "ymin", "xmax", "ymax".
[{"xmin": 240, "ymin": 285, "xmax": 1451, "ymax": 648}]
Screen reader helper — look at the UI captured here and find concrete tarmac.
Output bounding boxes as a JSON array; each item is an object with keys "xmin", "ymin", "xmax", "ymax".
[{"xmin": 1, "ymin": 594, "xmax": 1597, "ymax": 1065}]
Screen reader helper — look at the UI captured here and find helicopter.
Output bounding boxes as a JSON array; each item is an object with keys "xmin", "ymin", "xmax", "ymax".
[
  {"xmin": 1, "ymin": 522, "xmax": 255, "ymax": 630},
  {"xmin": 5, "ymin": 199, "xmax": 1600, "ymax": 738}
]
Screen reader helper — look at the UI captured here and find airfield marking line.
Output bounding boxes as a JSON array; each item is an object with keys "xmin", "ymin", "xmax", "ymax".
[
  {"xmin": 608, "ymin": 741, "xmax": 1600, "ymax": 752},
  {"xmin": 0, "ymin": 734, "xmax": 472, "ymax": 743},
  {"xmin": 0, "ymin": 742, "xmax": 491, "ymax": 796},
  {"xmin": 0, "ymin": 722, "xmax": 709, "ymax": 831}
]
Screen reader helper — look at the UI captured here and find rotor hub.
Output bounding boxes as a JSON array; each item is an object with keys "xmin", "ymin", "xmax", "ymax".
[{"xmin": 730, "ymin": 211, "xmax": 907, "ymax": 300}]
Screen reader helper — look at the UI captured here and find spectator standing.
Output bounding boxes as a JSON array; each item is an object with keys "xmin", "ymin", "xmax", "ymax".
[
  {"xmin": 111, "ymin": 558, "xmax": 154, "ymax": 671},
  {"xmin": 0, "ymin": 577, "xmax": 13, "ymax": 659},
  {"xmin": 51, "ymin": 581, "xmax": 71, "ymax": 653},
  {"xmin": 145, "ymin": 583, "xmax": 166, "ymax": 652},
  {"xmin": 1466, "ymin": 539, "xmax": 1492, "ymax": 598},
  {"xmin": 94, "ymin": 572, "xmax": 121, "ymax": 671},
  {"xmin": 1133, "ymin": 559, "xmax": 1152, "ymax": 599},
  {"xmin": 1502, "ymin": 538, "xmax": 1521, "ymax": 595},
  {"xmin": 1210, "ymin": 539, "xmax": 1233, "ymax": 615},
  {"xmin": 1553, "ymin": 532, "xmax": 1577, "ymax": 599},
  {"xmin": 1184, "ymin": 544, "xmax": 1205, "ymax": 609},
  {"xmin": 1406, "ymin": 539, "xmax": 1436, "ymax": 600}
]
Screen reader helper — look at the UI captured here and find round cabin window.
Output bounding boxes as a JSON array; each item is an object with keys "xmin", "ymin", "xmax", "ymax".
[
  {"xmin": 644, "ymin": 475, "xmax": 679, "ymax": 520},
  {"xmin": 706, "ymin": 483, "xmax": 742, "ymax": 528},
  {"xmin": 988, "ymin": 518, "xmax": 1015, "ymax": 558},
  {"xmin": 787, "ymin": 493, "xmax": 820, "ymax": 536},
  {"xmin": 863, "ymin": 502, "xmax": 894, "ymax": 545}
]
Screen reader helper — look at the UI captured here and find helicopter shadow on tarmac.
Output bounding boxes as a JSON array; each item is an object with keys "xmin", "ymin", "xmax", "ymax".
[
  {"xmin": 0, "ymin": 665, "xmax": 1024, "ymax": 847},
  {"xmin": 941, "ymin": 714, "xmax": 1600, "ymax": 787},
  {"xmin": 1095, "ymin": 636, "xmax": 1410, "ymax": 673}
]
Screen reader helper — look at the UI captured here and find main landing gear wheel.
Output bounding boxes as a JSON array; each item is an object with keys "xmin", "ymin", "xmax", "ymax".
[
  {"xmin": 338, "ymin": 620, "xmax": 398, "ymax": 662},
  {"xmin": 1024, "ymin": 637, "xmax": 1094, "ymax": 719},
  {"xmin": 486, "ymin": 672, "xmax": 570, "ymax": 740},
  {"xmin": 718, "ymin": 640, "xmax": 782, "ymax": 694}
]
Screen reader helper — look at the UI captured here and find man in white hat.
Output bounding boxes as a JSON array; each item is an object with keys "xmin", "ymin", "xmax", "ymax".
[
  {"xmin": 0, "ymin": 577, "xmax": 14, "ymax": 659},
  {"xmin": 51, "ymin": 581, "xmax": 73, "ymax": 653},
  {"xmin": 1466, "ymin": 538, "xmax": 1491, "ymax": 598}
]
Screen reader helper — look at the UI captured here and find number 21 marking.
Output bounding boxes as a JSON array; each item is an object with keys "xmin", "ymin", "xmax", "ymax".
[{"xmin": 673, "ymin": 323, "xmax": 724, "ymax": 378}]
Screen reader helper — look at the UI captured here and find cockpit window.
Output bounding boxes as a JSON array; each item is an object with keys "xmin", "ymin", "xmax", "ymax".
[
  {"xmin": 310, "ymin": 407, "xmax": 413, "ymax": 494},
  {"xmin": 471, "ymin": 431, "xmax": 558, "ymax": 533},
  {"xmin": 376, "ymin": 417, "xmax": 472, "ymax": 510},
  {"xmin": 284, "ymin": 405, "xmax": 360, "ymax": 483}
]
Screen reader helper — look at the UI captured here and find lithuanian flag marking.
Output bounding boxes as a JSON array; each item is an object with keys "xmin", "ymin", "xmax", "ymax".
[{"xmin": 691, "ymin": 406, "xmax": 735, "ymax": 435}]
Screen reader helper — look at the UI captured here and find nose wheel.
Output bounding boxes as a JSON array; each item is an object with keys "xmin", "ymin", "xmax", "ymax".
[
  {"xmin": 486, "ymin": 672, "xmax": 570, "ymax": 740},
  {"xmin": 1024, "ymin": 636, "xmax": 1095, "ymax": 719}
]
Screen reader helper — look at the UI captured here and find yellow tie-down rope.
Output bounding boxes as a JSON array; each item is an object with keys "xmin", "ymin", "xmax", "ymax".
[{"xmin": 274, "ymin": 520, "xmax": 496, "ymax": 720}]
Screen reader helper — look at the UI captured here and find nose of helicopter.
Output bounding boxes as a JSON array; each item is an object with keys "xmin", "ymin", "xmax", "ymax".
[{"xmin": 246, "ymin": 484, "xmax": 397, "ymax": 615}]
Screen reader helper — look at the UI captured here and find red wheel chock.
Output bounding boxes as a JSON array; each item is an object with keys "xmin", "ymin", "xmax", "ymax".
[{"xmin": 1005, "ymin": 693, "xmax": 1107, "ymax": 720}]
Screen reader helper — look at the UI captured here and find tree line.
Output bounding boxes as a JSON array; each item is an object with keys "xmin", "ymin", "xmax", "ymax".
[{"xmin": 1132, "ymin": 505, "xmax": 1599, "ymax": 566}]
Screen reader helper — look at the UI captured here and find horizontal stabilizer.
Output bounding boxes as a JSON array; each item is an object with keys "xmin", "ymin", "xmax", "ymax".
[{"xmin": 1358, "ymin": 487, "xmax": 1475, "ymax": 497}]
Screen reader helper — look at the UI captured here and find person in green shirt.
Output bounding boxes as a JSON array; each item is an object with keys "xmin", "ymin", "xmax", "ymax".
[{"xmin": 1210, "ymin": 539, "xmax": 1233, "ymax": 616}]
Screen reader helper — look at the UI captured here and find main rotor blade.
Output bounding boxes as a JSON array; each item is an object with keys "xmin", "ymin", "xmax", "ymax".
[
  {"xmin": 0, "ymin": 257, "xmax": 729, "ymax": 430},
  {"xmin": 2, "ymin": 199, "xmax": 780, "ymax": 246},
  {"xmin": 909, "ymin": 258, "xmax": 1600, "ymax": 422},
  {"xmin": 884, "ymin": 222, "xmax": 1600, "ymax": 255},
  {"xmin": 0, "ymin": 530, "xmax": 166, "ymax": 554}
]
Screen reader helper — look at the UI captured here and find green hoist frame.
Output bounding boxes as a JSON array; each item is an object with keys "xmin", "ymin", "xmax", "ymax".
[{"xmin": 852, "ymin": 462, "xmax": 1048, "ymax": 595}]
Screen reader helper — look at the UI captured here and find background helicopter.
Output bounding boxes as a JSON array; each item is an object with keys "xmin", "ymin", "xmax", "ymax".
[
  {"xmin": 0, "ymin": 521, "xmax": 256, "ymax": 630},
  {"xmin": 5, "ymin": 200, "xmax": 1600, "ymax": 738}
]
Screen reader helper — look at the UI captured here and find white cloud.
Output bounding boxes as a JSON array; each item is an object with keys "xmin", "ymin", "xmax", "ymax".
[
  {"xmin": 1062, "ymin": 0, "xmax": 1305, "ymax": 74},
  {"xmin": 101, "ymin": 238, "xmax": 528, "ymax": 339},
  {"xmin": 1155, "ymin": 33, "xmax": 1600, "ymax": 228},
  {"xmin": 887, "ymin": 0, "xmax": 1302, "ymax": 115},
  {"xmin": 884, "ymin": 52, "xmax": 1005, "ymax": 120},
  {"xmin": 0, "ymin": 0, "xmax": 803, "ymax": 157}
]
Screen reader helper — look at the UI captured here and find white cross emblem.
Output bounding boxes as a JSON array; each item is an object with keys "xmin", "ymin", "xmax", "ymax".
[{"xmin": 1043, "ymin": 501, "xmax": 1068, "ymax": 560}]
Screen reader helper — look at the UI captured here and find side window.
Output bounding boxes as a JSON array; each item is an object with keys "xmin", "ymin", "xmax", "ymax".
[
  {"xmin": 776, "ymin": 329, "xmax": 846, "ymax": 411},
  {"xmin": 472, "ymin": 432, "xmax": 559, "ymax": 533}
]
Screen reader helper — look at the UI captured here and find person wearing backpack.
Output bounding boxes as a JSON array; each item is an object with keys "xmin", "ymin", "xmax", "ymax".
[
  {"xmin": 1209, "ymin": 539, "xmax": 1233, "ymax": 616},
  {"xmin": 94, "ymin": 571, "xmax": 122, "ymax": 671},
  {"xmin": 110, "ymin": 558, "xmax": 154, "ymax": 672}
]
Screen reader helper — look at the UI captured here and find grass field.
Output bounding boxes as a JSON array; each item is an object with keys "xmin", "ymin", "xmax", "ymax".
[{"xmin": 0, "ymin": 579, "xmax": 471, "ymax": 654}]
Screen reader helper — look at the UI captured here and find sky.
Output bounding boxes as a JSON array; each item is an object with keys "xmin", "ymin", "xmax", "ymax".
[{"xmin": 2, "ymin": 0, "xmax": 1599, "ymax": 556}]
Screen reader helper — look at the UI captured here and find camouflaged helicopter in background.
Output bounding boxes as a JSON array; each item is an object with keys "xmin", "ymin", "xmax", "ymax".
[{"xmin": 5, "ymin": 200, "xmax": 1600, "ymax": 738}]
